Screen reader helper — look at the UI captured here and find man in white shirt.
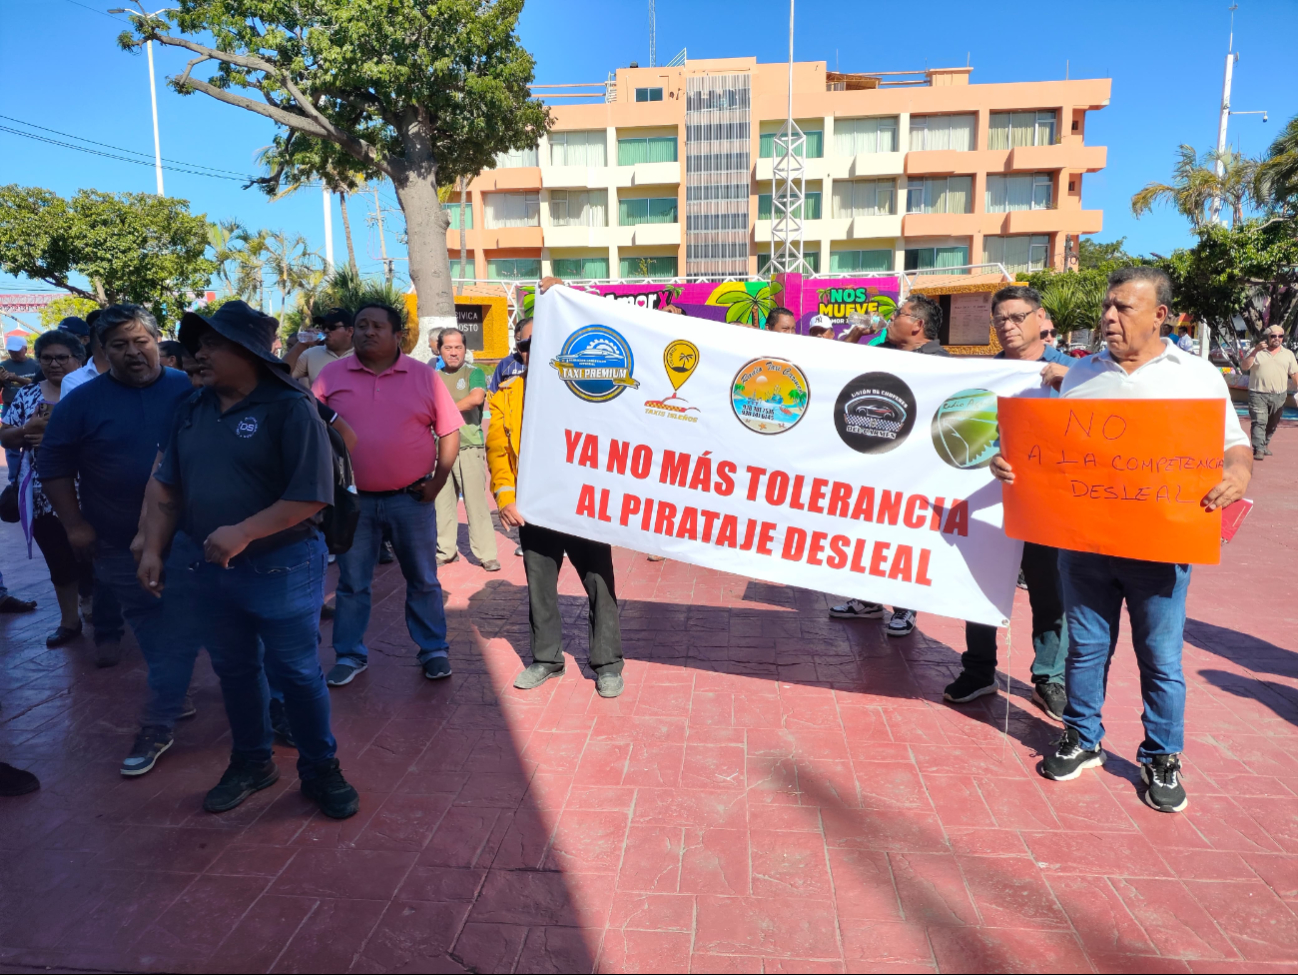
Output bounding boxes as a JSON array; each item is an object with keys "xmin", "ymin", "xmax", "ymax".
[
  {"xmin": 992, "ymin": 266, "xmax": 1251, "ymax": 815},
  {"xmin": 1240, "ymin": 325, "xmax": 1297, "ymax": 460},
  {"xmin": 289, "ymin": 308, "xmax": 354, "ymax": 387},
  {"xmin": 60, "ymin": 309, "xmax": 108, "ymax": 395}
]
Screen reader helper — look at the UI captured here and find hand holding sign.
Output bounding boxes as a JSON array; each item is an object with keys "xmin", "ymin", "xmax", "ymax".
[{"xmin": 997, "ymin": 398, "xmax": 1226, "ymax": 564}]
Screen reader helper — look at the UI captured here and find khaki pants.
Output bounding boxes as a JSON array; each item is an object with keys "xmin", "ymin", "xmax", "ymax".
[{"xmin": 434, "ymin": 445, "xmax": 499, "ymax": 563}]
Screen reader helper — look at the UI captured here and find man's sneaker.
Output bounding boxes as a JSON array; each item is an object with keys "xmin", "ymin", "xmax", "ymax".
[
  {"xmin": 1032, "ymin": 682, "xmax": 1067, "ymax": 721},
  {"xmin": 320, "ymin": 601, "xmax": 335, "ymax": 620},
  {"xmin": 596, "ymin": 673, "xmax": 625, "ymax": 698},
  {"xmin": 829, "ymin": 599, "xmax": 884, "ymax": 619},
  {"xmin": 1141, "ymin": 754, "xmax": 1188, "ymax": 813},
  {"xmin": 1263, "ymin": 445, "xmax": 1273, "ymax": 456},
  {"xmin": 514, "ymin": 662, "xmax": 564, "ymax": 690},
  {"xmin": 120, "ymin": 726, "xmax": 173, "ymax": 777},
  {"xmin": 1255, "ymin": 450, "xmax": 1266, "ymax": 461},
  {"xmin": 423, "ymin": 656, "xmax": 452, "ymax": 680},
  {"xmin": 78, "ymin": 594, "xmax": 94, "ymax": 624},
  {"xmin": 378, "ymin": 541, "xmax": 396, "ymax": 564},
  {"xmin": 944, "ymin": 671, "xmax": 998, "ymax": 704},
  {"xmin": 514, "ymin": 544, "xmax": 523, "ymax": 557},
  {"xmin": 0, "ymin": 594, "xmax": 37, "ymax": 614},
  {"xmin": 886, "ymin": 609, "xmax": 917, "ymax": 637},
  {"xmin": 300, "ymin": 759, "xmax": 360, "ymax": 820},
  {"xmin": 481, "ymin": 560, "xmax": 501, "ymax": 572},
  {"xmin": 178, "ymin": 696, "xmax": 198, "ymax": 721},
  {"xmin": 437, "ymin": 553, "xmax": 460, "ymax": 566},
  {"xmin": 1041, "ymin": 728, "xmax": 1105, "ymax": 781},
  {"xmin": 326, "ymin": 661, "xmax": 367, "ymax": 686},
  {"xmin": 0, "ymin": 762, "xmax": 40, "ymax": 796},
  {"xmin": 269, "ymin": 699, "xmax": 296, "ymax": 749},
  {"xmin": 203, "ymin": 758, "xmax": 280, "ymax": 813},
  {"xmin": 94, "ymin": 639, "xmax": 123, "ymax": 669}
]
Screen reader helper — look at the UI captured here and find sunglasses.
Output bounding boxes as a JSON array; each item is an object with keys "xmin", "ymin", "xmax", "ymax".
[
  {"xmin": 1044, "ymin": 330, "xmax": 1058, "ymax": 338},
  {"xmin": 515, "ymin": 338, "xmax": 532, "ymax": 353}
]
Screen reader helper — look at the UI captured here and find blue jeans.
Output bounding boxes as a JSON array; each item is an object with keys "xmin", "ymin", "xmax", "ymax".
[
  {"xmin": 1058, "ymin": 551, "xmax": 1191, "ymax": 762},
  {"xmin": 333, "ymin": 491, "xmax": 449, "ymax": 667},
  {"xmin": 93, "ymin": 542, "xmax": 199, "ymax": 731},
  {"xmin": 184, "ymin": 533, "xmax": 335, "ymax": 771}
]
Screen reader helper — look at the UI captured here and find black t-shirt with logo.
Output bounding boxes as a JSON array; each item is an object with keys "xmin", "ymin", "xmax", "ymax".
[{"xmin": 154, "ymin": 378, "xmax": 333, "ymax": 556}]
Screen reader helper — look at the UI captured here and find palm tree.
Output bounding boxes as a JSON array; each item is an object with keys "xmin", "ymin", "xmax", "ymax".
[
  {"xmin": 1132, "ymin": 145, "xmax": 1259, "ymax": 228},
  {"xmin": 207, "ymin": 219, "xmax": 246, "ymax": 296},
  {"xmin": 234, "ymin": 228, "xmax": 271, "ymax": 310},
  {"xmin": 1255, "ymin": 114, "xmax": 1298, "ymax": 215},
  {"xmin": 264, "ymin": 231, "xmax": 319, "ymax": 314},
  {"xmin": 1039, "ymin": 274, "xmax": 1105, "ymax": 339}
]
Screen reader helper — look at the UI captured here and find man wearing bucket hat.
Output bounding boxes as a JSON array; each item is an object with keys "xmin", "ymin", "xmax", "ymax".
[{"xmin": 137, "ymin": 300, "xmax": 359, "ymax": 819}]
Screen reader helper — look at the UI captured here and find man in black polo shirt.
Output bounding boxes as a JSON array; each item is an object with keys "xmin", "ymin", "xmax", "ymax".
[{"xmin": 137, "ymin": 300, "xmax": 359, "ymax": 820}]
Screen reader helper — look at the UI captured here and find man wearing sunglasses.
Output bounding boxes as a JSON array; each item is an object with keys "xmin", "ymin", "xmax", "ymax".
[
  {"xmin": 290, "ymin": 308, "xmax": 354, "ymax": 387},
  {"xmin": 1241, "ymin": 326, "xmax": 1296, "ymax": 460}
]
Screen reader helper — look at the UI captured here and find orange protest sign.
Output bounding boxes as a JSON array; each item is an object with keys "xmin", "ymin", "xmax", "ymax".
[{"xmin": 997, "ymin": 398, "xmax": 1224, "ymax": 564}]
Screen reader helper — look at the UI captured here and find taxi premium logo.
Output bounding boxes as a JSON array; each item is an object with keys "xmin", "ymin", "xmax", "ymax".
[
  {"xmin": 731, "ymin": 358, "xmax": 809, "ymax": 435},
  {"xmin": 931, "ymin": 388, "xmax": 1000, "ymax": 469},
  {"xmin": 834, "ymin": 372, "xmax": 915, "ymax": 454},
  {"xmin": 645, "ymin": 339, "xmax": 701, "ymax": 422},
  {"xmin": 550, "ymin": 324, "xmax": 639, "ymax": 403}
]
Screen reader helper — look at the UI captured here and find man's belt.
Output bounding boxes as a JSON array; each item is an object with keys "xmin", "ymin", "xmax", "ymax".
[{"xmin": 358, "ymin": 474, "xmax": 432, "ymax": 499}]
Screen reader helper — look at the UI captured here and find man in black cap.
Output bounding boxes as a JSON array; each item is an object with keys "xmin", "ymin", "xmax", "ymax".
[
  {"xmin": 289, "ymin": 308, "xmax": 354, "ymax": 388},
  {"xmin": 137, "ymin": 300, "xmax": 359, "ymax": 820}
]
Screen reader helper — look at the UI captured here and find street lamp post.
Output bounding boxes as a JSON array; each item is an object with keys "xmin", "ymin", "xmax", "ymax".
[{"xmin": 110, "ymin": 6, "xmax": 174, "ymax": 196}]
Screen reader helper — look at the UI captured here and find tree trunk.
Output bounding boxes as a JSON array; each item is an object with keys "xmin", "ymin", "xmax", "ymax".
[
  {"xmin": 391, "ymin": 168, "xmax": 455, "ymax": 363},
  {"xmin": 339, "ymin": 191, "xmax": 359, "ymax": 276}
]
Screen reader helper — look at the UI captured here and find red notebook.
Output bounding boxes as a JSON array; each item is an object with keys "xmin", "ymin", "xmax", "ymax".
[{"xmin": 1220, "ymin": 499, "xmax": 1253, "ymax": 543}]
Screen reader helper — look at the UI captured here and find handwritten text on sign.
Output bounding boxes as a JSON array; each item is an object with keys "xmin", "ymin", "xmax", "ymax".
[{"xmin": 997, "ymin": 398, "xmax": 1224, "ymax": 564}]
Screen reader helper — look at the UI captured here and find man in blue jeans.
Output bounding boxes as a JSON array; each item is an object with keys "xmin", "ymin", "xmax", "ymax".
[
  {"xmin": 139, "ymin": 300, "xmax": 358, "ymax": 819},
  {"xmin": 39, "ymin": 305, "xmax": 199, "ymax": 777},
  {"xmin": 312, "ymin": 303, "xmax": 461, "ymax": 686},
  {"xmin": 992, "ymin": 267, "xmax": 1252, "ymax": 813}
]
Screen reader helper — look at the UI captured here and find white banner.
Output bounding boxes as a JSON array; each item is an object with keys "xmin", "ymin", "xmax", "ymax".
[{"xmin": 517, "ymin": 286, "xmax": 1047, "ymax": 627}]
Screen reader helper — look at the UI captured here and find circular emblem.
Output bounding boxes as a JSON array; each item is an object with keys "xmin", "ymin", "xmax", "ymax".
[
  {"xmin": 456, "ymin": 378, "xmax": 466, "ymax": 390},
  {"xmin": 731, "ymin": 357, "xmax": 810, "ymax": 435},
  {"xmin": 834, "ymin": 372, "xmax": 916, "ymax": 454},
  {"xmin": 931, "ymin": 388, "xmax": 1000, "ymax": 469},
  {"xmin": 235, "ymin": 416, "xmax": 259, "ymax": 439},
  {"xmin": 549, "ymin": 324, "xmax": 639, "ymax": 403}
]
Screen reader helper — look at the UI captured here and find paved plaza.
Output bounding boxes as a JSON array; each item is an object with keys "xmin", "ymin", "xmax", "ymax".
[{"xmin": 1, "ymin": 419, "xmax": 1296, "ymax": 974}]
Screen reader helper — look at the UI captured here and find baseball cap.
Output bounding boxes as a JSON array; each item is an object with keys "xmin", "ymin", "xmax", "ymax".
[
  {"xmin": 58, "ymin": 316, "xmax": 90, "ymax": 337},
  {"xmin": 6, "ymin": 335, "xmax": 27, "ymax": 352},
  {"xmin": 312, "ymin": 308, "xmax": 353, "ymax": 329}
]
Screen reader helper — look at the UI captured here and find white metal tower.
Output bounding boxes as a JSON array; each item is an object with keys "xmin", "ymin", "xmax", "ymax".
[
  {"xmin": 648, "ymin": 0, "xmax": 656, "ymax": 67},
  {"xmin": 769, "ymin": 0, "xmax": 809, "ymax": 275}
]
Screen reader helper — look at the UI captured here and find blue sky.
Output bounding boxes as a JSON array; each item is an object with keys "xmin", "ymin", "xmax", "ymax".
[{"xmin": 1, "ymin": 0, "xmax": 1295, "ymax": 312}]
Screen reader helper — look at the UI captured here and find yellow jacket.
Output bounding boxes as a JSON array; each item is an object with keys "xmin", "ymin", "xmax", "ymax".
[{"xmin": 486, "ymin": 375, "xmax": 524, "ymax": 508}]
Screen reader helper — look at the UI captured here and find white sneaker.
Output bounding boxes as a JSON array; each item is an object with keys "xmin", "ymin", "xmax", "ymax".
[
  {"xmin": 886, "ymin": 609, "xmax": 917, "ymax": 636},
  {"xmin": 829, "ymin": 599, "xmax": 884, "ymax": 619},
  {"xmin": 79, "ymin": 595, "xmax": 94, "ymax": 624}
]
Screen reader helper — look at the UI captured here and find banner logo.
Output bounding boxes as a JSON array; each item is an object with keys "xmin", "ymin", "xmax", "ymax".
[
  {"xmin": 731, "ymin": 358, "xmax": 810, "ymax": 435},
  {"xmin": 550, "ymin": 324, "xmax": 639, "ymax": 402},
  {"xmin": 834, "ymin": 372, "xmax": 916, "ymax": 454},
  {"xmin": 932, "ymin": 388, "xmax": 1000, "ymax": 469},
  {"xmin": 645, "ymin": 339, "xmax": 701, "ymax": 422}
]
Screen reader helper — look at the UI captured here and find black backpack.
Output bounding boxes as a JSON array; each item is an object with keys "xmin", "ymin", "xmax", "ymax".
[{"xmin": 320, "ymin": 418, "xmax": 360, "ymax": 555}]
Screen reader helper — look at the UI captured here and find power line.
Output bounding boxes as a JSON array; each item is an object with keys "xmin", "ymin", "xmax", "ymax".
[
  {"xmin": 0, "ymin": 125, "xmax": 253, "ymax": 181},
  {"xmin": 57, "ymin": 0, "xmax": 129, "ymax": 21}
]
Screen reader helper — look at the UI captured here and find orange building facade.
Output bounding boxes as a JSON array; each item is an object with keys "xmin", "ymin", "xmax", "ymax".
[{"xmin": 448, "ymin": 58, "xmax": 1110, "ymax": 283}]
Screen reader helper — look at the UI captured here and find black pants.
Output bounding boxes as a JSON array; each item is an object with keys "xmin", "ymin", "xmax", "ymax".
[
  {"xmin": 519, "ymin": 523, "xmax": 623, "ymax": 676},
  {"xmin": 962, "ymin": 541, "xmax": 1067, "ymax": 686},
  {"xmin": 31, "ymin": 513, "xmax": 93, "ymax": 591}
]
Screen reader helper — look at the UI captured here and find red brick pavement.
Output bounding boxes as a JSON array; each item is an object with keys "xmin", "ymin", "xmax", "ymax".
[{"xmin": 1, "ymin": 421, "xmax": 1296, "ymax": 973}]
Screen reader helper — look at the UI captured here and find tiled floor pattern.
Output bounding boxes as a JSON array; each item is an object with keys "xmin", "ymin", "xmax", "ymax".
[{"xmin": 1, "ymin": 422, "xmax": 1296, "ymax": 973}]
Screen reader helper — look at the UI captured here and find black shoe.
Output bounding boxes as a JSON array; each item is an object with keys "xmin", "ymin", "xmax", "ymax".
[
  {"xmin": 1016, "ymin": 570, "xmax": 1029, "ymax": 590},
  {"xmin": 378, "ymin": 542, "xmax": 395, "ymax": 564},
  {"xmin": 1141, "ymin": 754, "xmax": 1188, "ymax": 813},
  {"xmin": 944, "ymin": 671, "xmax": 998, "ymax": 704},
  {"xmin": 423, "ymin": 656, "xmax": 452, "ymax": 680},
  {"xmin": 177, "ymin": 696, "xmax": 197, "ymax": 721},
  {"xmin": 46, "ymin": 623, "xmax": 82, "ymax": 648},
  {"xmin": 0, "ymin": 762, "xmax": 40, "ymax": 796},
  {"xmin": 320, "ymin": 601, "xmax": 335, "ymax": 620},
  {"xmin": 203, "ymin": 758, "xmax": 280, "ymax": 813},
  {"xmin": 0, "ymin": 595, "xmax": 37, "ymax": 614},
  {"xmin": 1032, "ymin": 682, "xmax": 1067, "ymax": 721},
  {"xmin": 300, "ymin": 759, "xmax": 360, "ymax": 819},
  {"xmin": 269, "ymin": 699, "xmax": 296, "ymax": 749},
  {"xmin": 93, "ymin": 639, "xmax": 123, "ymax": 669},
  {"xmin": 1041, "ymin": 727, "xmax": 1105, "ymax": 781},
  {"xmin": 120, "ymin": 726, "xmax": 173, "ymax": 777}
]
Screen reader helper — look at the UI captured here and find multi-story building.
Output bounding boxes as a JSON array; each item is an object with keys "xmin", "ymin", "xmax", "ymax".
[{"xmin": 447, "ymin": 57, "xmax": 1109, "ymax": 282}]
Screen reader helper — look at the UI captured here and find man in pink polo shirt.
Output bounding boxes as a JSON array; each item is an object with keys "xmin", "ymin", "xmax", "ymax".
[{"xmin": 313, "ymin": 302, "xmax": 462, "ymax": 684}]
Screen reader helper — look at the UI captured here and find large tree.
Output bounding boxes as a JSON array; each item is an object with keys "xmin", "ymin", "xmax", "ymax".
[
  {"xmin": 120, "ymin": 0, "xmax": 549, "ymax": 356},
  {"xmin": 0, "ymin": 184, "xmax": 215, "ymax": 326}
]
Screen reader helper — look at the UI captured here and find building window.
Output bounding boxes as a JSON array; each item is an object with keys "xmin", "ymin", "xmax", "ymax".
[
  {"xmin": 549, "ymin": 130, "xmax": 608, "ymax": 167},
  {"xmin": 829, "ymin": 249, "xmax": 892, "ymax": 273},
  {"xmin": 908, "ymin": 114, "xmax": 975, "ymax": 152},
  {"xmin": 988, "ymin": 111, "xmax": 1058, "ymax": 149},
  {"xmin": 549, "ymin": 190, "xmax": 608, "ymax": 227},
  {"xmin": 493, "ymin": 146, "xmax": 539, "ymax": 168},
  {"xmin": 617, "ymin": 136, "xmax": 678, "ymax": 165},
  {"xmin": 686, "ymin": 212, "xmax": 749, "ymax": 231},
  {"xmin": 985, "ymin": 174, "xmax": 1053, "ymax": 212},
  {"xmin": 487, "ymin": 258, "xmax": 541, "ymax": 279},
  {"xmin": 758, "ymin": 249, "xmax": 820, "ymax": 273},
  {"xmin": 757, "ymin": 191, "xmax": 821, "ymax": 221},
  {"xmin": 906, "ymin": 176, "xmax": 972, "ymax": 215},
  {"xmin": 552, "ymin": 256, "xmax": 610, "ymax": 279},
  {"xmin": 484, "ymin": 192, "xmax": 540, "ymax": 229},
  {"xmin": 445, "ymin": 202, "xmax": 473, "ymax": 230},
  {"xmin": 449, "ymin": 258, "xmax": 473, "ymax": 279},
  {"xmin": 635, "ymin": 87, "xmax": 664, "ymax": 102},
  {"xmin": 831, "ymin": 179, "xmax": 896, "ymax": 218},
  {"xmin": 759, "ymin": 130, "xmax": 824, "ymax": 159},
  {"xmin": 618, "ymin": 196, "xmax": 678, "ymax": 226},
  {"xmin": 619, "ymin": 255, "xmax": 678, "ymax": 277},
  {"xmin": 833, "ymin": 116, "xmax": 899, "ymax": 155},
  {"xmin": 984, "ymin": 234, "xmax": 1050, "ymax": 272},
  {"xmin": 904, "ymin": 246, "xmax": 969, "ymax": 273}
]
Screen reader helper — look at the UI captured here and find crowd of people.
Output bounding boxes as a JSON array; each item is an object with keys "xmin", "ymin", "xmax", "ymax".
[{"xmin": 0, "ymin": 266, "xmax": 1253, "ymax": 818}]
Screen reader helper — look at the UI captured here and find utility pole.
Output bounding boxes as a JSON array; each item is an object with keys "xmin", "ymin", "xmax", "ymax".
[
  {"xmin": 146, "ymin": 39, "xmax": 164, "ymax": 195},
  {"xmin": 374, "ymin": 185, "xmax": 392, "ymax": 282},
  {"xmin": 1211, "ymin": 4, "xmax": 1239, "ymax": 226},
  {"xmin": 322, "ymin": 185, "xmax": 334, "ymax": 270}
]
